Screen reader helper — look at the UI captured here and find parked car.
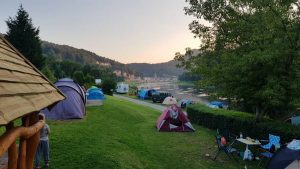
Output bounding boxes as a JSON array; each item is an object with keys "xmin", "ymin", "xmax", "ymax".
[
  {"xmin": 152, "ymin": 91, "xmax": 171, "ymax": 103},
  {"xmin": 207, "ymin": 101, "xmax": 228, "ymax": 109}
]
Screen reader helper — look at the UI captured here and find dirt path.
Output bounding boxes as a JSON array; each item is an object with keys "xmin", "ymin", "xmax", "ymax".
[{"xmin": 114, "ymin": 94, "xmax": 166, "ymax": 112}]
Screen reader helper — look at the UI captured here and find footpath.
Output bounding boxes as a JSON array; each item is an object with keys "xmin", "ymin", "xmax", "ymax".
[{"xmin": 113, "ymin": 94, "xmax": 166, "ymax": 112}]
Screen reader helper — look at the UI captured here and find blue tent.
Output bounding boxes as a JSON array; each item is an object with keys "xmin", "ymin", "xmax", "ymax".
[
  {"xmin": 138, "ymin": 89, "xmax": 157, "ymax": 99},
  {"xmin": 87, "ymin": 86, "xmax": 105, "ymax": 100},
  {"xmin": 43, "ymin": 78, "xmax": 86, "ymax": 120},
  {"xmin": 267, "ymin": 140, "xmax": 300, "ymax": 169}
]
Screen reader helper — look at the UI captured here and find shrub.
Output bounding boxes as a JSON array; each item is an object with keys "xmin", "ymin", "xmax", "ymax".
[{"xmin": 188, "ymin": 104, "xmax": 300, "ymax": 143}]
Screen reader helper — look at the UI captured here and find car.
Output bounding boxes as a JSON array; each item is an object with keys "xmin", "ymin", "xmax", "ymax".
[
  {"xmin": 207, "ymin": 101, "xmax": 228, "ymax": 109},
  {"xmin": 152, "ymin": 91, "xmax": 171, "ymax": 103}
]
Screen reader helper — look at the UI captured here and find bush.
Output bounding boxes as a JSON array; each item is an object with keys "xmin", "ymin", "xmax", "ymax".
[
  {"xmin": 188, "ymin": 104, "xmax": 300, "ymax": 143},
  {"xmin": 101, "ymin": 78, "xmax": 116, "ymax": 95}
]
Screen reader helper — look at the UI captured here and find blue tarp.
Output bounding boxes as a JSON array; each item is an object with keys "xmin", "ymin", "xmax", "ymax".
[{"xmin": 87, "ymin": 87, "xmax": 105, "ymax": 100}]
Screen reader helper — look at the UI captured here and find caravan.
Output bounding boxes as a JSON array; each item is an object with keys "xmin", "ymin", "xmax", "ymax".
[{"xmin": 116, "ymin": 83, "xmax": 129, "ymax": 94}]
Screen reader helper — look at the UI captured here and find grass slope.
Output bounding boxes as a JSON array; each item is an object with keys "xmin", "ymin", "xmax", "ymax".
[{"xmin": 48, "ymin": 96, "xmax": 262, "ymax": 169}]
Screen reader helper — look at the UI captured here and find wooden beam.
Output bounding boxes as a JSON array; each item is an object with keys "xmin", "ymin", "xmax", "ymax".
[
  {"xmin": 18, "ymin": 116, "xmax": 29, "ymax": 169},
  {"xmin": 26, "ymin": 113, "xmax": 40, "ymax": 169},
  {"xmin": 6, "ymin": 122, "xmax": 17, "ymax": 169},
  {"xmin": 0, "ymin": 118, "xmax": 44, "ymax": 156}
]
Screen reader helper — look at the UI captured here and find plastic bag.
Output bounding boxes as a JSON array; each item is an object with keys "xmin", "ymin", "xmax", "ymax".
[{"xmin": 243, "ymin": 147, "xmax": 253, "ymax": 160}]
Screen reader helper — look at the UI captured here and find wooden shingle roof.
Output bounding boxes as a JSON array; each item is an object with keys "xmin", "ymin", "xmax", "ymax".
[{"xmin": 0, "ymin": 35, "xmax": 65, "ymax": 125}]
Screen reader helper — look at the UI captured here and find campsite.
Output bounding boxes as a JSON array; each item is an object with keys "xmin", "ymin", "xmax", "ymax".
[
  {"xmin": 47, "ymin": 96, "xmax": 263, "ymax": 169},
  {"xmin": 1, "ymin": 1, "xmax": 300, "ymax": 169}
]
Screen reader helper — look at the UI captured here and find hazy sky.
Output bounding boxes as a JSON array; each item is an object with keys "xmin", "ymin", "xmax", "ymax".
[{"xmin": 0, "ymin": 0, "xmax": 201, "ymax": 64}]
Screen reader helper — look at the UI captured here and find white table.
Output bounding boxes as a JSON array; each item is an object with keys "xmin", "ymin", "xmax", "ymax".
[
  {"xmin": 237, "ymin": 138, "xmax": 261, "ymax": 161},
  {"xmin": 237, "ymin": 138, "xmax": 261, "ymax": 147}
]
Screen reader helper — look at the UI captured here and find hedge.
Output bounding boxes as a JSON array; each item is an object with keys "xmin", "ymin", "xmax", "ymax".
[{"xmin": 187, "ymin": 104, "xmax": 300, "ymax": 143}]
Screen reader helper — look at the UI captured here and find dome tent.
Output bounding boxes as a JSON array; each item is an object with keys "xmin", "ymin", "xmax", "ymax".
[
  {"xmin": 156, "ymin": 105, "xmax": 195, "ymax": 132},
  {"xmin": 267, "ymin": 140, "xmax": 300, "ymax": 169},
  {"xmin": 43, "ymin": 78, "xmax": 86, "ymax": 119},
  {"xmin": 86, "ymin": 86, "xmax": 105, "ymax": 106},
  {"xmin": 162, "ymin": 96, "xmax": 177, "ymax": 105}
]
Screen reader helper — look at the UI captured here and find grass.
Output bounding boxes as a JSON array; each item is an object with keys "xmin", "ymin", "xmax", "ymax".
[
  {"xmin": 46, "ymin": 96, "xmax": 263, "ymax": 169},
  {"xmin": 176, "ymin": 81, "xmax": 195, "ymax": 87}
]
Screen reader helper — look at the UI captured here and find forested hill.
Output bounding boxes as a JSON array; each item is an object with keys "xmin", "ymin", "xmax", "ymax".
[
  {"xmin": 41, "ymin": 41, "xmax": 137, "ymax": 75},
  {"xmin": 127, "ymin": 60, "xmax": 184, "ymax": 77},
  {"xmin": 42, "ymin": 41, "xmax": 188, "ymax": 77}
]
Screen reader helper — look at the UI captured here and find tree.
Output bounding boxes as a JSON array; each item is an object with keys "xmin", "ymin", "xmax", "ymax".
[
  {"xmin": 41, "ymin": 65, "xmax": 56, "ymax": 83},
  {"xmin": 73, "ymin": 71, "xmax": 85, "ymax": 86},
  {"xmin": 177, "ymin": 0, "xmax": 300, "ymax": 121},
  {"xmin": 101, "ymin": 78, "xmax": 117, "ymax": 96},
  {"xmin": 5, "ymin": 5, "xmax": 44, "ymax": 70}
]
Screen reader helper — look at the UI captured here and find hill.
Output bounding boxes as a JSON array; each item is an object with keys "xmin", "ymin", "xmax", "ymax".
[
  {"xmin": 41, "ymin": 41, "xmax": 137, "ymax": 76},
  {"xmin": 42, "ymin": 41, "xmax": 193, "ymax": 78},
  {"xmin": 127, "ymin": 60, "xmax": 184, "ymax": 77}
]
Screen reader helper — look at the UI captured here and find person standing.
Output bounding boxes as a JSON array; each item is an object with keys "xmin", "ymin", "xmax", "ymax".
[{"xmin": 35, "ymin": 114, "xmax": 50, "ymax": 169}]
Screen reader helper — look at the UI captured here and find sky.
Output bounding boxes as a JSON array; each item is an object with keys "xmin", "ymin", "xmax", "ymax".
[{"xmin": 0, "ymin": 0, "xmax": 201, "ymax": 64}]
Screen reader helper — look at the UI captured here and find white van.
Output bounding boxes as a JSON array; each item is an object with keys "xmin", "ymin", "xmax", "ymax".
[{"xmin": 116, "ymin": 83, "xmax": 129, "ymax": 94}]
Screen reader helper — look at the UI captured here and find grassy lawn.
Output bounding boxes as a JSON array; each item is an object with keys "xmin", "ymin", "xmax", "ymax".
[{"xmin": 47, "ymin": 96, "xmax": 263, "ymax": 169}]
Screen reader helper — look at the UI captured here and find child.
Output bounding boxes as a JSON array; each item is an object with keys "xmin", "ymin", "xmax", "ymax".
[{"xmin": 35, "ymin": 113, "xmax": 51, "ymax": 169}]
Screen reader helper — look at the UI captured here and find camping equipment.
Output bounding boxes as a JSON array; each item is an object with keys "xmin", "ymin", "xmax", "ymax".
[
  {"xmin": 162, "ymin": 96, "xmax": 177, "ymax": 105},
  {"xmin": 214, "ymin": 129, "xmax": 238, "ymax": 161},
  {"xmin": 43, "ymin": 78, "xmax": 86, "ymax": 119},
  {"xmin": 156, "ymin": 105, "xmax": 195, "ymax": 132},
  {"xmin": 86, "ymin": 86, "xmax": 105, "ymax": 106},
  {"xmin": 267, "ymin": 140, "xmax": 300, "ymax": 169}
]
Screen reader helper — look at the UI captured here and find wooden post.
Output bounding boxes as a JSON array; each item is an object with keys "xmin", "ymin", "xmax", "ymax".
[
  {"xmin": 18, "ymin": 116, "xmax": 29, "ymax": 169},
  {"xmin": 26, "ymin": 112, "xmax": 40, "ymax": 169},
  {"xmin": 6, "ymin": 122, "xmax": 17, "ymax": 169}
]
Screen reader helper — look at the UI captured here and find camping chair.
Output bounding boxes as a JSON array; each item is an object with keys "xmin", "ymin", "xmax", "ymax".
[
  {"xmin": 258, "ymin": 134, "xmax": 280, "ymax": 166},
  {"xmin": 213, "ymin": 129, "xmax": 238, "ymax": 161},
  {"xmin": 258, "ymin": 144, "xmax": 275, "ymax": 166},
  {"xmin": 260, "ymin": 134, "xmax": 281, "ymax": 150}
]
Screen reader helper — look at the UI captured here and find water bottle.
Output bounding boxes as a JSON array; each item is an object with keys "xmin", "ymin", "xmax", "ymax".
[{"xmin": 240, "ymin": 132, "xmax": 243, "ymax": 138}]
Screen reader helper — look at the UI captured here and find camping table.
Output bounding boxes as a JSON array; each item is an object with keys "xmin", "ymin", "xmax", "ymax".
[
  {"xmin": 237, "ymin": 138, "xmax": 261, "ymax": 149},
  {"xmin": 237, "ymin": 138, "xmax": 261, "ymax": 161}
]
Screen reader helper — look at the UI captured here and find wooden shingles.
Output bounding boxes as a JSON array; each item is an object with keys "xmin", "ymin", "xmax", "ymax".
[{"xmin": 0, "ymin": 36, "xmax": 65, "ymax": 125}]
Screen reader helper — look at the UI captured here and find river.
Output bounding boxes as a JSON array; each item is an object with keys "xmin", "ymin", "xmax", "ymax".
[{"xmin": 137, "ymin": 82, "xmax": 209, "ymax": 104}]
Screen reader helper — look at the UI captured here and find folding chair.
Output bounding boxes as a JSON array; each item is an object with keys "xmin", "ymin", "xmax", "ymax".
[
  {"xmin": 261, "ymin": 134, "xmax": 281, "ymax": 150},
  {"xmin": 258, "ymin": 144, "xmax": 275, "ymax": 166},
  {"xmin": 213, "ymin": 129, "xmax": 238, "ymax": 161}
]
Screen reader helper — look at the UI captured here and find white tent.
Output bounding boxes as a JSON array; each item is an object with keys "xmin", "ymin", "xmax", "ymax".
[{"xmin": 162, "ymin": 96, "xmax": 177, "ymax": 105}]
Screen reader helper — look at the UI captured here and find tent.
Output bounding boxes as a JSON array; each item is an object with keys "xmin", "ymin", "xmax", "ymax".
[
  {"xmin": 156, "ymin": 105, "xmax": 195, "ymax": 132},
  {"xmin": 267, "ymin": 140, "xmax": 300, "ymax": 169},
  {"xmin": 43, "ymin": 78, "xmax": 86, "ymax": 120},
  {"xmin": 86, "ymin": 86, "xmax": 105, "ymax": 106},
  {"xmin": 177, "ymin": 99, "xmax": 193, "ymax": 108},
  {"xmin": 162, "ymin": 96, "xmax": 177, "ymax": 105},
  {"xmin": 138, "ymin": 89, "xmax": 157, "ymax": 99},
  {"xmin": 87, "ymin": 86, "xmax": 105, "ymax": 100}
]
